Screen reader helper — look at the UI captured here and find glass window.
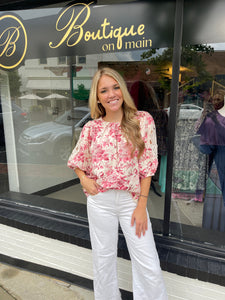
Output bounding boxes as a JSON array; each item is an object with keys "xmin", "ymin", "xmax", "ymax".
[
  {"xmin": 39, "ymin": 58, "xmax": 47, "ymax": 65},
  {"xmin": 169, "ymin": 0, "xmax": 225, "ymax": 248},
  {"xmin": 170, "ymin": 43, "xmax": 225, "ymax": 247},
  {"xmin": 0, "ymin": 0, "xmax": 175, "ymax": 236},
  {"xmin": 168, "ymin": 1, "xmax": 225, "ymax": 248},
  {"xmin": 58, "ymin": 56, "xmax": 67, "ymax": 65},
  {"xmin": 77, "ymin": 56, "xmax": 86, "ymax": 64}
]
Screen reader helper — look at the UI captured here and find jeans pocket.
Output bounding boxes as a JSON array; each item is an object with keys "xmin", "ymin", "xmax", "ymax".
[{"xmin": 87, "ymin": 192, "xmax": 102, "ymax": 203}]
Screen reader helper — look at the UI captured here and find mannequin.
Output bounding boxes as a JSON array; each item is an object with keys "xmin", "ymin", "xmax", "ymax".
[
  {"xmin": 197, "ymin": 108, "xmax": 225, "ymax": 206},
  {"xmin": 197, "ymin": 91, "xmax": 225, "ymax": 230}
]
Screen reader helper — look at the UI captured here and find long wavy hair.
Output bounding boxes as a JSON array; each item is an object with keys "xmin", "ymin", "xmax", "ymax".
[{"xmin": 89, "ymin": 67, "xmax": 145, "ymax": 158}]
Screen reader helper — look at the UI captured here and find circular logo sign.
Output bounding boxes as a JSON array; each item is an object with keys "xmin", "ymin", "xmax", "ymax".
[{"xmin": 0, "ymin": 14, "xmax": 27, "ymax": 70}]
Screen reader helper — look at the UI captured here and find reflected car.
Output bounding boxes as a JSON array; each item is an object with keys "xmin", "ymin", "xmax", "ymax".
[
  {"xmin": 0, "ymin": 101, "xmax": 29, "ymax": 147},
  {"xmin": 164, "ymin": 104, "xmax": 203, "ymax": 119},
  {"xmin": 18, "ymin": 107, "xmax": 91, "ymax": 163}
]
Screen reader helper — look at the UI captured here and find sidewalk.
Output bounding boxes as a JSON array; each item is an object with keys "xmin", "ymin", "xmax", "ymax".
[
  {"xmin": 1, "ymin": 261, "xmax": 225, "ymax": 300},
  {"xmin": 0, "ymin": 262, "xmax": 94, "ymax": 300}
]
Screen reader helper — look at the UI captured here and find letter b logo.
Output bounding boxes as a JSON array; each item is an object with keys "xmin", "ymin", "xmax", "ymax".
[{"xmin": 0, "ymin": 14, "xmax": 27, "ymax": 70}]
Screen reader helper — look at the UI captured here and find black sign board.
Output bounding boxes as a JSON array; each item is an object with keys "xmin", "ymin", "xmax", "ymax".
[{"xmin": 0, "ymin": 1, "xmax": 175, "ymax": 70}]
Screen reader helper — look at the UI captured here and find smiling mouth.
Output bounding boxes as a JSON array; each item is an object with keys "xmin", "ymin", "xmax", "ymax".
[{"xmin": 107, "ymin": 99, "xmax": 119, "ymax": 104}]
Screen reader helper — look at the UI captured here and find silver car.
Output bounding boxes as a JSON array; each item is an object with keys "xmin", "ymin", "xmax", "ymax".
[
  {"xmin": 164, "ymin": 104, "xmax": 203, "ymax": 119},
  {"xmin": 18, "ymin": 107, "xmax": 91, "ymax": 163}
]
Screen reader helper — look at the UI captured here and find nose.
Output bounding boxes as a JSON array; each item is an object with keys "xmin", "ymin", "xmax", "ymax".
[{"xmin": 108, "ymin": 88, "xmax": 116, "ymax": 98}]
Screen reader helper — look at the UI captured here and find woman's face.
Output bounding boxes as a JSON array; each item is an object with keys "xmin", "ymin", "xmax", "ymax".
[{"xmin": 97, "ymin": 75, "xmax": 124, "ymax": 115}]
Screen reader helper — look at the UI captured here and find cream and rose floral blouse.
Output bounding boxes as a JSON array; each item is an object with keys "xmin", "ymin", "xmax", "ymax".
[{"xmin": 67, "ymin": 111, "xmax": 158, "ymax": 202}]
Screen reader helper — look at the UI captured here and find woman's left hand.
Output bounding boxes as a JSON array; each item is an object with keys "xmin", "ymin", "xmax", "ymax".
[{"xmin": 131, "ymin": 206, "xmax": 148, "ymax": 238}]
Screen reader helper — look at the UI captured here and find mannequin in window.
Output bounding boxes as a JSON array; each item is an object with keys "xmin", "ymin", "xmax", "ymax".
[
  {"xmin": 197, "ymin": 91, "xmax": 225, "ymax": 231},
  {"xmin": 198, "ymin": 92, "xmax": 225, "ymax": 199}
]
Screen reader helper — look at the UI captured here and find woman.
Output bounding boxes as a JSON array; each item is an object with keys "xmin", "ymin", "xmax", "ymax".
[{"xmin": 68, "ymin": 67, "xmax": 168, "ymax": 300}]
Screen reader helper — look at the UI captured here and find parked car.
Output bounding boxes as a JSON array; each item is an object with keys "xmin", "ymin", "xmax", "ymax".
[
  {"xmin": 18, "ymin": 106, "xmax": 91, "ymax": 163},
  {"xmin": 0, "ymin": 101, "xmax": 29, "ymax": 147},
  {"xmin": 164, "ymin": 104, "xmax": 203, "ymax": 119}
]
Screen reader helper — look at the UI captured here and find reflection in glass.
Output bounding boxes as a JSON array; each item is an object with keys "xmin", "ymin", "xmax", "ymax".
[
  {"xmin": 18, "ymin": 107, "xmax": 90, "ymax": 164},
  {"xmin": 14, "ymin": 56, "xmax": 93, "ymax": 194},
  {"xmin": 171, "ymin": 43, "xmax": 225, "ymax": 242},
  {"xmin": 197, "ymin": 99, "xmax": 225, "ymax": 231},
  {"xmin": 129, "ymin": 80, "xmax": 168, "ymax": 195}
]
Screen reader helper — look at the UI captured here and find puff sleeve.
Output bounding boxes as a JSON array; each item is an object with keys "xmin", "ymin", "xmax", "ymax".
[
  {"xmin": 138, "ymin": 111, "xmax": 158, "ymax": 178},
  {"xmin": 67, "ymin": 122, "xmax": 92, "ymax": 173}
]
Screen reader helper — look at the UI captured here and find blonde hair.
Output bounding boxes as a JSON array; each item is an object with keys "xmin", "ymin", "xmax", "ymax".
[{"xmin": 89, "ymin": 67, "xmax": 145, "ymax": 158}]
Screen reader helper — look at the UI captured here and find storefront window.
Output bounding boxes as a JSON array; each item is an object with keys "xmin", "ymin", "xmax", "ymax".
[
  {"xmin": 170, "ymin": 43, "xmax": 225, "ymax": 246},
  {"xmin": 0, "ymin": 0, "xmax": 176, "ymax": 234},
  {"xmin": 169, "ymin": 0, "xmax": 225, "ymax": 248},
  {"xmin": 157, "ymin": 0, "xmax": 225, "ymax": 248}
]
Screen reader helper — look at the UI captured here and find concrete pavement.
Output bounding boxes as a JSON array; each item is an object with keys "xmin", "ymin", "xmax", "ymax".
[{"xmin": 0, "ymin": 262, "xmax": 94, "ymax": 300}]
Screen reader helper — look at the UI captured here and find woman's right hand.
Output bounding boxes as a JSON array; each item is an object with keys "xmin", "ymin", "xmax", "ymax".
[{"xmin": 80, "ymin": 176, "xmax": 100, "ymax": 195}]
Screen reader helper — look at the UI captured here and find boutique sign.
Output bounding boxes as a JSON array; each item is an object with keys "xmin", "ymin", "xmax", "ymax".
[
  {"xmin": 0, "ymin": 1, "xmax": 174, "ymax": 70},
  {"xmin": 49, "ymin": 2, "xmax": 151, "ymax": 52}
]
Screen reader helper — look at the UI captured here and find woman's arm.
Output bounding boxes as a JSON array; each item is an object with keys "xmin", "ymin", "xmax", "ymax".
[
  {"xmin": 75, "ymin": 168, "xmax": 100, "ymax": 195},
  {"xmin": 131, "ymin": 176, "xmax": 151, "ymax": 238}
]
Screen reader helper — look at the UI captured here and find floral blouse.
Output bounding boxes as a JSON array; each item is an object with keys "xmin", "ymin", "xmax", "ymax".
[{"xmin": 67, "ymin": 111, "xmax": 158, "ymax": 202}]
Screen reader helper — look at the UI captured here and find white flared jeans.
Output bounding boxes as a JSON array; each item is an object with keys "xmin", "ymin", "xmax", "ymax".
[{"xmin": 87, "ymin": 189, "xmax": 168, "ymax": 300}]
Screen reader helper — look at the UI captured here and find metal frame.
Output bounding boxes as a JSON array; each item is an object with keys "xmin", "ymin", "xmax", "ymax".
[{"xmin": 163, "ymin": 0, "xmax": 184, "ymax": 236}]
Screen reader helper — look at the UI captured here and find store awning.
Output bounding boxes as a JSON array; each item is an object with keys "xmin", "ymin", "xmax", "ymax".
[
  {"xmin": 19, "ymin": 93, "xmax": 43, "ymax": 100},
  {"xmin": 44, "ymin": 93, "xmax": 68, "ymax": 100}
]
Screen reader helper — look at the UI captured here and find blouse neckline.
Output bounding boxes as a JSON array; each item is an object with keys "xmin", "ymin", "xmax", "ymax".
[{"xmin": 100, "ymin": 117, "xmax": 121, "ymax": 125}]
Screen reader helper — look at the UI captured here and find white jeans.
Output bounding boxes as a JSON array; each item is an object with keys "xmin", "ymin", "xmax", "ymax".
[{"xmin": 87, "ymin": 189, "xmax": 168, "ymax": 300}]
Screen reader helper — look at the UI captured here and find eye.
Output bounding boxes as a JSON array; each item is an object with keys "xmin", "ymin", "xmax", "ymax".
[
  {"xmin": 100, "ymin": 89, "xmax": 106, "ymax": 94},
  {"xmin": 114, "ymin": 85, "xmax": 120, "ymax": 90}
]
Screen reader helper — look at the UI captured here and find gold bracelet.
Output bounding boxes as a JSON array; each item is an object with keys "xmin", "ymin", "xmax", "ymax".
[{"xmin": 139, "ymin": 194, "xmax": 148, "ymax": 198}]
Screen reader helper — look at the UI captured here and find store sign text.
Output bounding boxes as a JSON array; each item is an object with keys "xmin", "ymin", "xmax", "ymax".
[
  {"xmin": 49, "ymin": 2, "xmax": 152, "ymax": 52},
  {"xmin": 0, "ymin": 2, "xmax": 153, "ymax": 70}
]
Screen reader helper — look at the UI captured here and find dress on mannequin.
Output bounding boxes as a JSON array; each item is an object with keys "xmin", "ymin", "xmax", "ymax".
[
  {"xmin": 197, "ymin": 108, "xmax": 225, "ymax": 205},
  {"xmin": 198, "ymin": 98, "xmax": 225, "ymax": 231}
]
